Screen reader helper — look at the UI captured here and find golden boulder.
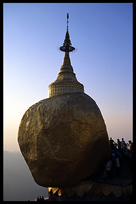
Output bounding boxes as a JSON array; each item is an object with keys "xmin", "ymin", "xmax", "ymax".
[{"xmin": 18, "ymin": 92, "xmax": 110, "ymax": 187}]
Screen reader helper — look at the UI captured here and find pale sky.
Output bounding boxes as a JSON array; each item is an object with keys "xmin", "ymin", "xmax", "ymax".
[{"xmin": 4, "ymin": 3, "xmax": 133, "ymax": 151}]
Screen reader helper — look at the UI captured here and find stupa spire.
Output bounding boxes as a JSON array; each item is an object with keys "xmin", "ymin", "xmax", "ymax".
[
  {"xmin": 60, "ymin": 13, "xmax": 75, "ymax": 53},
  {"xmin": 60, "ymin": 13, "xmax": 75, "ymax": 69},
  {"xmin": 48, "ymin": 13, "xmax": 84, "ymax": 98}
]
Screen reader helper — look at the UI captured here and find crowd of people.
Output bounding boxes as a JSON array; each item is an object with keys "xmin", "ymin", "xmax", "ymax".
[{"xmin": 103, "ymin": 137, "xmax": 133, "ymax": 180}]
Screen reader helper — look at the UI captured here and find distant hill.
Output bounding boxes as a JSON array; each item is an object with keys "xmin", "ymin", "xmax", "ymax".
[{"xmin": 3, "ymin": 151, "xmax": 48, "ymax": 201}]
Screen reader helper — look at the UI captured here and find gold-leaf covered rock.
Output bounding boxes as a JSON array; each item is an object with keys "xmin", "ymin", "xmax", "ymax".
[{"xmin": 18, "ymin": 92, "xmax": 110, "ymax": 187}]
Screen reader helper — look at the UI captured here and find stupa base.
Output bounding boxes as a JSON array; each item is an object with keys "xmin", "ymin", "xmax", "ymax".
[{"xmin": 48, "ymin": 180, "xmax": 132, "ymax": 201}]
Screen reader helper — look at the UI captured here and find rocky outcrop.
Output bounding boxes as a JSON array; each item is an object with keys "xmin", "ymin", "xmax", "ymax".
[{"xmin": 18, "ymin": 92, "xmax": 110, "ymax": 187}]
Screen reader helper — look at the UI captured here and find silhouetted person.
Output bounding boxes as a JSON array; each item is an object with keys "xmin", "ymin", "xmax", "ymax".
[
  {"xmin": 111, "ymin": 153, "xmax": 116, "ymax": 177},
  {"xmin": 105, "ymin": 159, "xmax": 112, "ymax": 179},
  {"xmin": 121, "ymin": 138, "xmax": 125, "ymax": 148},
  {"xmin": 115, "ymin": 156, "xmax": 120, "ymax": 176},
  {"xmin": 109, "ymin": 137, "xmax": 115, "ymax": 150},
  {"xmin": 128, "ymin": 140, "xmax": 132, "ymax": 151},
  {"xmin": 117, "ymin": 139, "xmax": 121, "ymax": 150}
]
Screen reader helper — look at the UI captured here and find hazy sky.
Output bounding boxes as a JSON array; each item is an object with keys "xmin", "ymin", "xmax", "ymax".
[{"xmin": 4, "ymin": 3, "xmax": 133, "ymax": 151}]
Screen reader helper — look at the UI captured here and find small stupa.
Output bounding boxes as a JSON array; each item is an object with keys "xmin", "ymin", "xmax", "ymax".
[{"xmin": 48, "ymin": 13, "xmax": 84, "ymax": 97}]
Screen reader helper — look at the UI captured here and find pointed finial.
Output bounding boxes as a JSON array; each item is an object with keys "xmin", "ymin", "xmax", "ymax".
[
  {"xmin": 60, "ymin": 13, "xmax": 75, "ymax": 52},
  {"xmin": 67, "ymin": 13, "xmax": 69, "ymax": 30}
]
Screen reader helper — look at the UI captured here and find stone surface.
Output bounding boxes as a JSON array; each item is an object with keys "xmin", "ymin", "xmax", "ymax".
[{"xmin": 18, "ymin": 92, "xmax": 110, "ymax": 187}]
